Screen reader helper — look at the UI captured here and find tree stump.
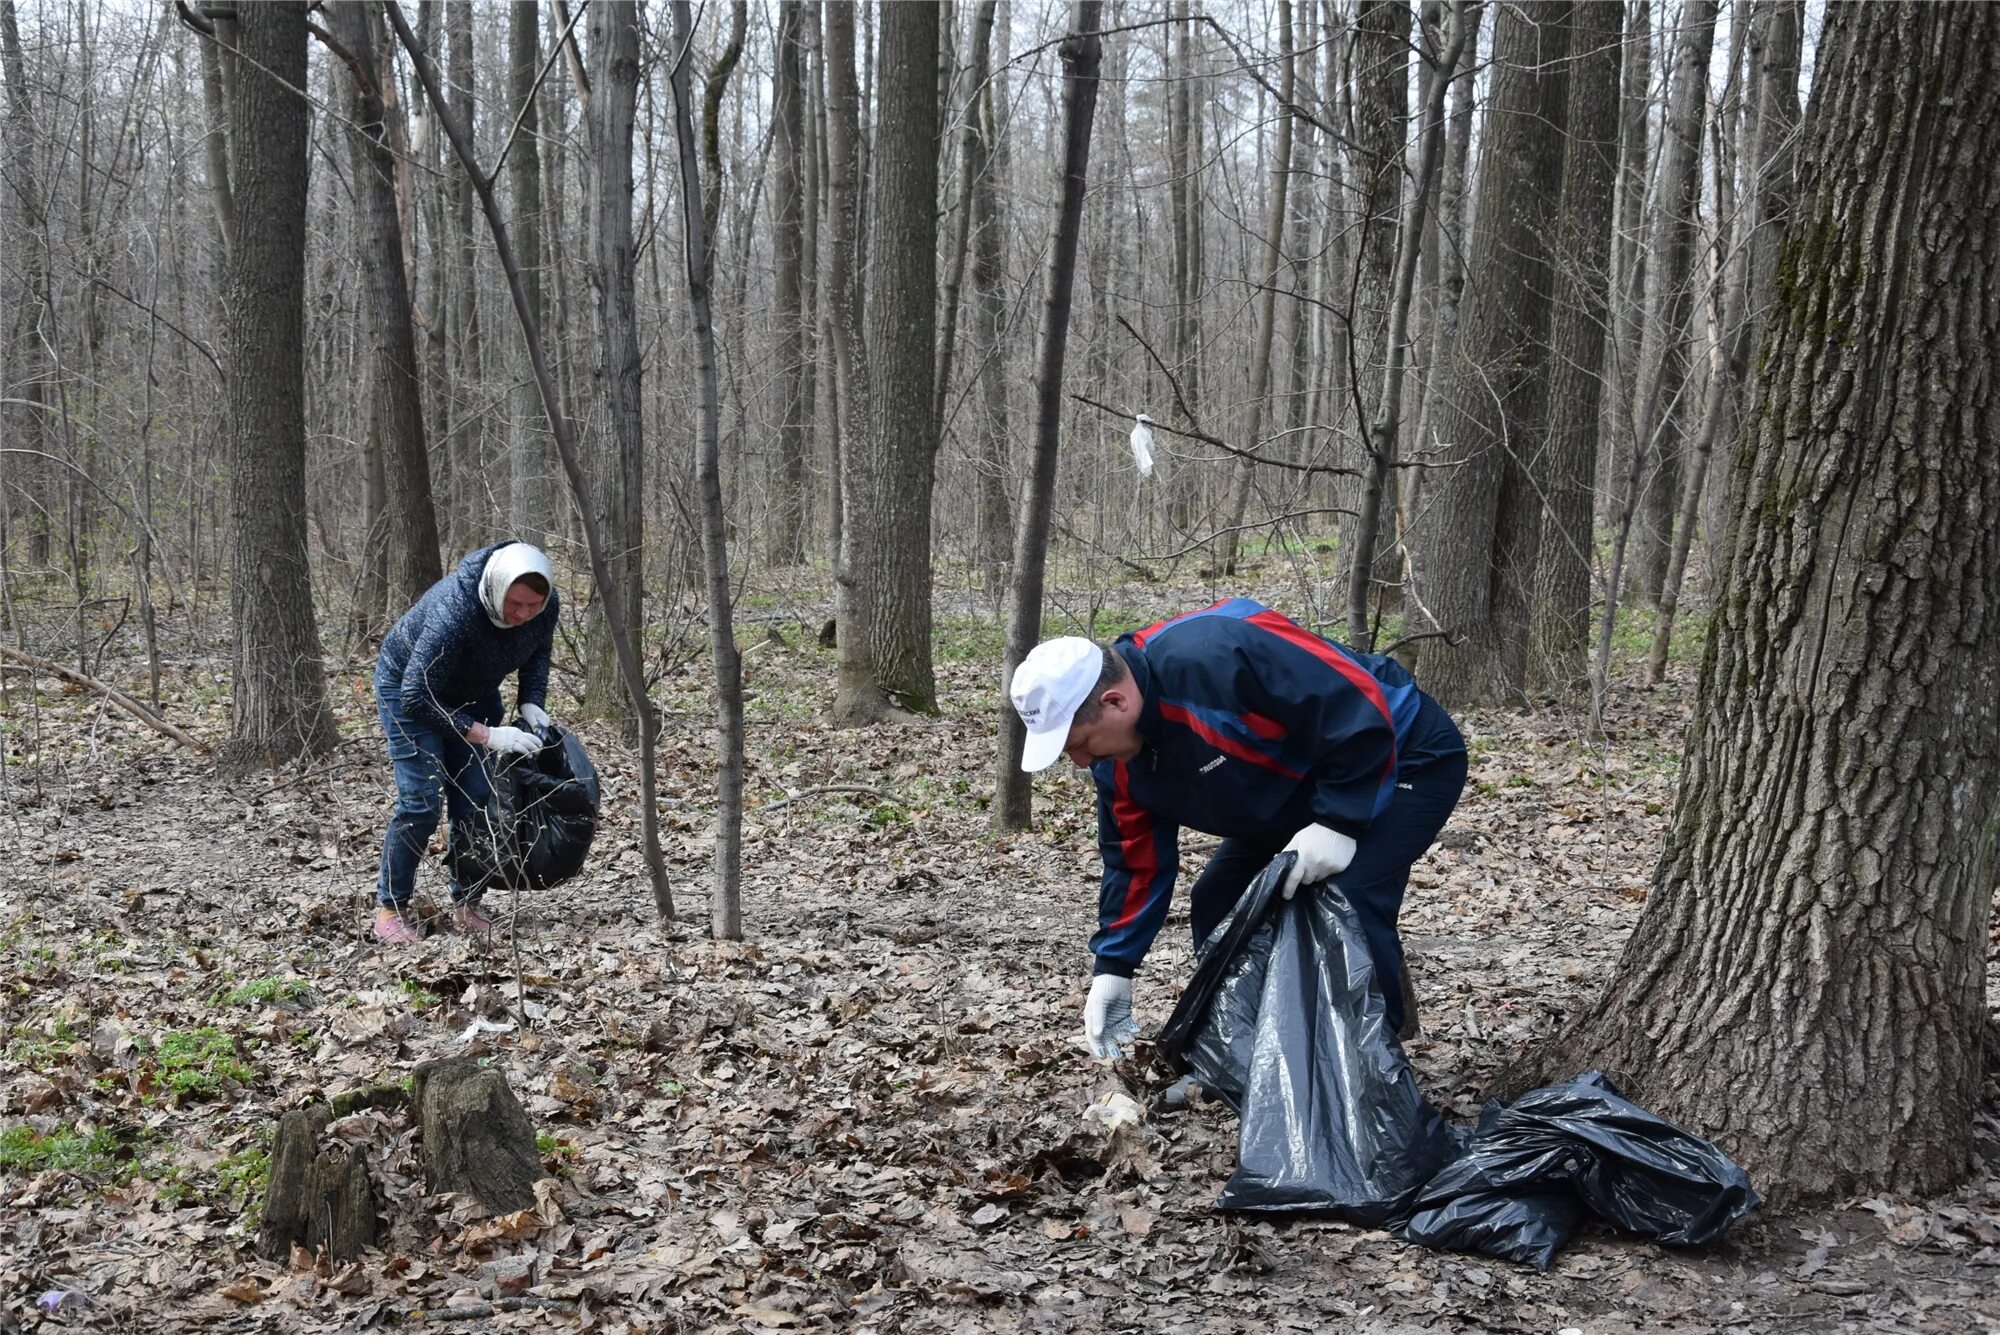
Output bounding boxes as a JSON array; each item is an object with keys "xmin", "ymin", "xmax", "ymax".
[
  {"xmin": 412, "ymin": 1057, "xmax": 545, "ymax": 1213},
  {"xmin": 257, "ymin": 1106, "xmax": 378, "ymax": 1260}
]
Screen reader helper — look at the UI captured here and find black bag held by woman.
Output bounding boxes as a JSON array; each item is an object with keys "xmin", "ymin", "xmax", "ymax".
[{"xmin": 449, "ymin": 722, "xmax": 600, "ymax": 894}]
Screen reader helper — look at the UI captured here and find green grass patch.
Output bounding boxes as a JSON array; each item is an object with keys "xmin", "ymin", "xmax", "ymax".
[
  {"xmin": 215, "ymin": 976, "xmax": 310, "ymax": 1007},
  {"xmin": 0, "ymin": 1124, "xmax": 122, "ymax": 1176},
  {"xmin": 148, "ymin": 1027, "xmax": 257, "ymax": 1100}
]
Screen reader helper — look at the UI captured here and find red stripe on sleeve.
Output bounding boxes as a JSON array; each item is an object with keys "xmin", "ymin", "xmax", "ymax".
[
  {"xmin": 1246, "ymin": 610, "xmax": 1394, "ymax": 730},
  {"xmin": 1108, "ymin": 762, "xmax": 1158, "ymax": 929}
]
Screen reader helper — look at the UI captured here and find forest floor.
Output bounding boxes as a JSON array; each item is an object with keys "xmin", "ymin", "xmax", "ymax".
[{"xmin": 1, "ymin": 563, "xmax": 1997, "ymax": 1334}]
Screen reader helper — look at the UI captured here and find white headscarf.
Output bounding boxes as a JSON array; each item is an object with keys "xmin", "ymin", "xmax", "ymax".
[{"xmin": 477, "ymin": 542, "xmax": 555, "ymax": 629}]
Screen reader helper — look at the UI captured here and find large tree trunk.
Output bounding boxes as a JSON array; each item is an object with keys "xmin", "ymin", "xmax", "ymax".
[
  {"xmin": 834, "ymin": 0, "xmax": 939, "ymax": 721},
  {"xmin": 1532, "ymin": 0, "xmax": 2000, "ymax": 1204},
  {"xmin": 1405, "ymin": 2, "xmax": 1570, "ymax": 708},
  {"xmin": 767, "ymin": 0, "xmax": 810, "ymax": 566},
  {"xmin": 1526, "ymin": 0, "xmax": 1623, "ymax": 697},
  {"xmin": 583, "ymin": 0, "xmax": 645, "ymax": 739},
  {"xmin": 219, "ymin": 1, "xmax": 335, "ymax": 770},
  {"xmin": 328, "ymin": 0, "xmax": 442, "ymax": 615},
  {"xmin": 506, "ymin": 0, "xmax": 550, "ymax": 548},
  {"xmin": 993, "ymin": 0, "xmax": 1101, "ymax": 831}
]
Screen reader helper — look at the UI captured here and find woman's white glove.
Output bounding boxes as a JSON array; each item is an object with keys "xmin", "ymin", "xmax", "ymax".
[
  {"xmin": 519, "ymin": 702, "xmax": 552, "ymax": 734},
  {"xmin": 1281, "ymin": 823, "xmax": 1357, "ymax": 897},
  {"xmin": 1084, "ymin": 974, "xmax": 1140, "ymax": 1058},
  {"xmin": 484, "ymin": 725, "xmax": 543, "ymax": 757}
]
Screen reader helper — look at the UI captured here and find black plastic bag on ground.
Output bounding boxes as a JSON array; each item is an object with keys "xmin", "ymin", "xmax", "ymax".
[
  {"xmin": 1157, "ymin": 854, "xmax": 1460, "ymax": 1225},
  {"xmin": 1402, "ymin": 1071, "xmax": 1760, "ymax": 1268},
  {"xmin": 449, "ymin": 722, "xmax": 600, "ymax": 895},
  {"xmin": 1158, "ymin": 855, "xmax": 1758, "ymax": 1263}
]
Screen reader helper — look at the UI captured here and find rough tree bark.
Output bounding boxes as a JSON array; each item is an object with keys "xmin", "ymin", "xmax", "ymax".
[
  {"xmin": 967, "ymin": 1, "xmax": 1012, "ymax": 583},
  {"xmin": 506, "ymin": 0, "xmax": 550, "ymax": 547},
  {"xmin": 767, "ymin": 0, "xmax": 809, "ymax": 566},
  {"xmin": 582, "ymin": 0, "xmax": 645, "ymax": 738},
  {"xmin": 993, "ymin": 0, "xmax": 1101, "ymax": 830},
  {"xmin": 218, "ymin": 0, "xmax": 336, "ymax": 770},
  {"xmin": 1405, "ymin": 1, "xmax": 1570, "ymax": 708},
  {"xmin": 834, "ymin": 0, "xmax": 940, "ymax": 721},
  {"xmin": 1530, "ymin": 0, "xmax": 2000, "ymax": 1204},
  {"xmin": 1526, "ymin": 0, "xmax": 1623, "ymax": 697},
  {"xmin": 327, "ymin": 0, "xmax": 443, "ymax": 613}
]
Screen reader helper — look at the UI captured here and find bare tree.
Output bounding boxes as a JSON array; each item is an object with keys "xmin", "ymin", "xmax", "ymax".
[
  {"xmin": 214, "ymin": 0, "xmax": 335, "ymax": 770},
  {"xmin": 994, "ymin": 0, "xmax": 1102, "ymax": 829},
  {"xmin": 325, "ymin": 0, "xmax": 442, "ymax": 615},
  {"xmin": 833, "ymin": 0, "xmax": 940, "ymax": 721},
  {"xmin": 506, "ymin": 0, "xmax": 550, "ymax": 547},
  {"xmin": 1527, "ymin": 1, "xmax": 2000, "ymax": 1202},
  {"xmin": 1527, "ymin": 0, "xmax": 1624, "ymax": 697},
  {"xmin": 1407, "ymin": 1, "xmax": 1571, "ymax": 708},
  {"xmin": 766, "ymin": 0, "xmax": 810, "ymax": 565},
  {"xmin": 666, "ymin": 0, "xmax": 745, "ymax": 940},
  {"xmin": 0, "ymin": 0, "xmax": 53, "ymax": 569}
]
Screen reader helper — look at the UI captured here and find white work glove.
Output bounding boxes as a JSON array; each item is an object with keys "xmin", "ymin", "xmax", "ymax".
[
  {"xmin": 519, "ymin": 702, "xmax": 552, "ymax": 735},
  {"xmin": 1083, "ymin": 974, "xmax": 1140, "ymax": 1059},
  {"xmin": 484, "ymin": 725, "xmax": 543, "ymax": 757},
  {"xmin": 1281, "ymin": 822, "xmax": 1357, "ymax": 898}
]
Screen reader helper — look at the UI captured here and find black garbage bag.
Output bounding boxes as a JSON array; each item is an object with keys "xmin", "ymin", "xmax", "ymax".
[
  {"xmin": 449, "ymin": 722, "xmax": 600, "ymax": 895},
  {"xmin": 1402, "ymin": 1071, "xmax": 1760, "ymax": 1268},
  {"xmin": 1159, "ymin": 856, "xmax": 1758, "ymax": 1263},
  {"xmin": 1157, "ymin": 854, "xmax": 1460, "ymax": 1225}
]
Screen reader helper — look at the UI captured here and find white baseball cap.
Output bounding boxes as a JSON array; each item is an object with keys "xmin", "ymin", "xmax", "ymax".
[{"xmin": 1010, "ymin": 637, "xmax": 1102, "ymax": 772}]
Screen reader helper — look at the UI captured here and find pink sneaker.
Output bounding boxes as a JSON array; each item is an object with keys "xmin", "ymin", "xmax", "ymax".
[
  {"xmin": 452, "ymin": 902, "xmax": 496, "ymax": 934},
  {"xmin": 373, "ymin": 908, "xmax": 424, "ymax": 944}
]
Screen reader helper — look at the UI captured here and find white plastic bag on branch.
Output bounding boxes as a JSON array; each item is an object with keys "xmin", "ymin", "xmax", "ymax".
[{"xmin": 1129, "ymin": 413, "xmax": 1156, "ymax": 478}]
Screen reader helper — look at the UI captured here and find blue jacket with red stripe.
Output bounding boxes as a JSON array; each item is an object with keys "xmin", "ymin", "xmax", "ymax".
[{"xmin": 1090, "ymin": 599, "xmax": 1430, "ymax": 976}]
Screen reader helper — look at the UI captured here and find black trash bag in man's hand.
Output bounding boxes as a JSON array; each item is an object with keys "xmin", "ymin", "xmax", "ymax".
[
  {"xmin": 1157, "ymin": 855, "xmax": 1758, "ymax": 1265},
  {"xmin": 1402, "ymin": 1071, "xmax": 1759, "ymax": 1269},
  {"xmin": 450, "ymin": 722, "xmax": 600, "ymax": 895},
  {"xmin": 1157, "ymin": 854, "xmax": 1461, "ymax": 1227}
]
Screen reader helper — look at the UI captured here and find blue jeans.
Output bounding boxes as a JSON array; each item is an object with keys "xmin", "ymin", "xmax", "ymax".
[
  {"xmin": 1185, "ymin": 695, "xmax": 1468, "ymax": 1034},
  {"xmin": 375, "ymin": 664, "xmax": 501, "ymax": 908}
]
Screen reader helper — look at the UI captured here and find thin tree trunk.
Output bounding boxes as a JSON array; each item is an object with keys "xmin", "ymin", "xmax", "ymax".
[
  {"xmin": 767, "ymin": 0, "xmax": 810, "ymax": 565},
  {"xmin": 1216, "ymin": 0, "xmax": 1296, "ymax": 574},
  {"xmin": 665, "ymin": 0, "xmax": 743, "ymax": 941},
  {"xmin": 328, "ymin": 0, "xmax": 442, "ymax": 612},
  {"xmin": 446, "ymin": 0, "xmax": 484, "ymax": 551},
  {"xmin": 1344, "ymin": 2, "xmax": 1464, "ymax": 649},
  {"xmin": 994, "ymin": 0, "xmax": 1101, "ymax": 830},
  {"xmin": 506, "ymin": 0, "xmax": 549, "ymax": 547}
]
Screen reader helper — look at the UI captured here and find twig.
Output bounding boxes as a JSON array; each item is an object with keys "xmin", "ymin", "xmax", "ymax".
[
  {"xmin": 754, "ymin": 785, "xmax": 905, "ymax": 814},
  {"xmin": 0, "ymin": 644, "xmax": 206, "ymax": 752},
  {"xmin": 410, "ymin": 1296, "xmax": 576, "ymax": 1323}
]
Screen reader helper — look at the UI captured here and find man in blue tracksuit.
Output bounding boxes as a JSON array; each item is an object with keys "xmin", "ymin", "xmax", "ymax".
[
  {"xmin": 371, "ymin": 540, "xmax": 560, "ymax": 944},
  {"xmin": 1009, "ymin": 598, "xmax": 1467, "ymax": 1054}
]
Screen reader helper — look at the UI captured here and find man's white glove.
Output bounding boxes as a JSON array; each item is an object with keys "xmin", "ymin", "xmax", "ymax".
[
  {"xmin": 484, "ymin": 725, "xmax": 543, "ymax": 757},
  {"xmin": 519, "ymin": 702, "xmax": 552, "ymax": 735},
  {"xmin": 1281, "ymin": 822, "xmax": 1357, "ymax": 898},
  {"xmin": 1083, "ymin": 974, "xmax": 1140, "ymax": 1059}
]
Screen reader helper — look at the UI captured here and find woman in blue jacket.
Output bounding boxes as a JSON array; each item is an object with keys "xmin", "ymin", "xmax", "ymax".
[{"xmin": 371, "ymin": 541, "xmax": 560, "ymax": 943}]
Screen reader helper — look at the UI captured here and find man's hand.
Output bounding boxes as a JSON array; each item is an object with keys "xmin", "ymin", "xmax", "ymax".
[
  {"xmin": 484, "ymin": 725, "xmax": 543, "ymax": 757},
  {"xmin": 520, "ymin": 702, "xmax": 552, "ymax": 735},
  {"xmin": 1281, "ymin": 823, "xmax": 1357, "ymax": 898},
  {"xmin": 1084, "ymin": 974, "xmax": 1139, "ymax": 1058}
]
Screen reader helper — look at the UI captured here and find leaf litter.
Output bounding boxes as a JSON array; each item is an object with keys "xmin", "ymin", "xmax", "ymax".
[{"xmin": 0, "ymin": 582, "xmax": 1995, "ymax": 1334}]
